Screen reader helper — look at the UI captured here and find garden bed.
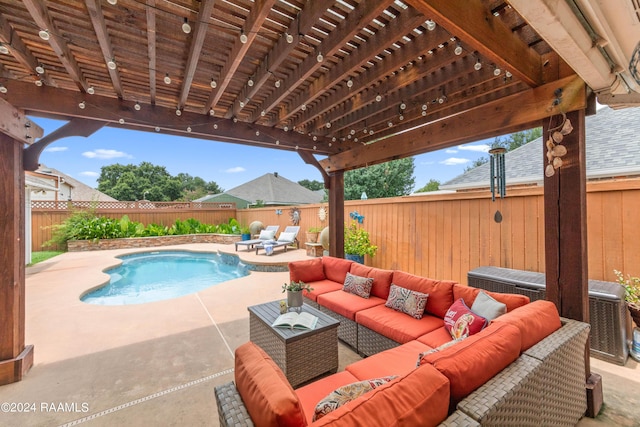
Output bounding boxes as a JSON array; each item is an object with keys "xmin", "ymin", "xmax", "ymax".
[{"xmin": 67, "ymin": 233, "xmax": 242, "ymax": 252}]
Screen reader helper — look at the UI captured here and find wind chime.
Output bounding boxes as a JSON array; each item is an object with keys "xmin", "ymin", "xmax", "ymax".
[
  {"xmin": 544, "ymin": 112, "xmax": 573, "ymax": 177},
  {"xmin": 489, "ymin": 147, "xmax": 506, "ymax": 201}
]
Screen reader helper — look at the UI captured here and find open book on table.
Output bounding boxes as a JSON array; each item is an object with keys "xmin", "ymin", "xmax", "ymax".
[{"xmin": 272, "ymin": 311, "xmax": 318, "ymax": 330}]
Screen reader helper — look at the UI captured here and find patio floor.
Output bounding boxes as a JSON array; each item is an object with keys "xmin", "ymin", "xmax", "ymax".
[{"xmin": 1, "ymin": 243, "xmax": 638, "ymax": 426}]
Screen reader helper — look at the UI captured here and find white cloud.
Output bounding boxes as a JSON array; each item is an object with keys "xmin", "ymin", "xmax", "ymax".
[
  {"xmin": 225, "ymin": 166, "xmax": 246, "ymax": 173},
  {"xmin": 45, "ymin": 146, "xmax": 68, "ymax": 152},
  {"xmin": 420, "ymin": 160, "xmax": 435, "ymax": 165},
  {"xmin": 445, "ymin": 148, "xmax": 458, "ymax": 154},
  {"xmin": 457, "ymin": 144, "xmax": 490, "ymax": 153},
  {"xmin": 79, "ymin": 171, "xmax": 99, "ymax": 177},
  {"xmin": 82, "ymin": 149, "xmax": 132, "ymax": 159},
  {"xmin": 440, "ymin": 157, "xmax": 470, "ymax": 166}
]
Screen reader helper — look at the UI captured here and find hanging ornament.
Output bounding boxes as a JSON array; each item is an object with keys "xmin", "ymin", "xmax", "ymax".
[
  {"xmin": 489, "ymin": 147, "xmax": 506, "ymax": 201},
  {"xmin": 544, "ymin": 112, "xmax": 572, "ymax": 178}
]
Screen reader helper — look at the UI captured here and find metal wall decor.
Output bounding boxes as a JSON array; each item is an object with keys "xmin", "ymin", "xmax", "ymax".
[
  {"xmin": 545, "ymin": 112, "xmax": 573, "ymax": 177},
  {"xmin": 349, "ymin": 211, "xmax": 364, "ymax": 224},
  {"xmin": 289, "ymin": 207, "xmax": 300, "ymax": 225},
  {"xmin": 489, "ymin": 147, "xmax": 506, "ymax": 201}
]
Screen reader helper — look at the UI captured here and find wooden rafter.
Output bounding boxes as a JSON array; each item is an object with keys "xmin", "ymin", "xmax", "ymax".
[
  {"xmin": 204, "ymin": 0, "xmax": 277, "ymax": 113},
  {"xmin": 248, "ymin": 1, "xmax": 393, "ymax": 123},
  {"xmin": 146, "ymin": 0, "xmax": 157, "ymax": 105},
  {"xmin": 23, "ymin": 0, "xmax": 88, "ymax": 92},
  {"xmin": 85, "ymin": 0, "xmax": 123, "ymax": 97},
  {"xmin": 177, "ymin": 0, "xmax": 216, "ymax": 109},
  {"xmin": 405, "ymin": 0, "xmax": 543, "ymax": 87}
]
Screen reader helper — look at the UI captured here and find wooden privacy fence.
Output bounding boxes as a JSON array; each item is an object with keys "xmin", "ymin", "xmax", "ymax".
[
  {"xmin": 236, "ymin": 178, "xmax": 640, "ymax": 285},
  {"xmin": 31, "ymin": 201, "xmax": 236, "ymax": 251}
]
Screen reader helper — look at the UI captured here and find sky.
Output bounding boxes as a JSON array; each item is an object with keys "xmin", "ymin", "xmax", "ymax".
[{"xmin": 31, "ymin": 116, "xmax": 496, "ymax": 193}]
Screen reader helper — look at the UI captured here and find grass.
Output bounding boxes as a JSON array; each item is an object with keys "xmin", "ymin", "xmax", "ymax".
[{"xmin": 28, "ymin": 251, "xmax": 63, "ymax": 266}]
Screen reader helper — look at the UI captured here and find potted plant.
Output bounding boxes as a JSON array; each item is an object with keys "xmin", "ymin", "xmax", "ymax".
[
  {"xmin": 240, "ymin": 225, "xmax": 251, "ymax": 241},
  {"xmin": 282, "ymin": 281, "xmax": 313, "ymax": 311},
  {"xmin": 306, "ymin": 227, "xmax": 322, "ymax": 243},
  {"xmin": 615, "ymin": 270, "xmax": 640, "ymax": 327},
  {"xmin": 344, "ymin": 220, "xmax": 377, "ymax": 264}
]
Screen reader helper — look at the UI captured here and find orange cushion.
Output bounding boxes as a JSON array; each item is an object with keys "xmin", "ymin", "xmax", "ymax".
[
  {"xmin": 491, "ymin": 299, "xmax": 561, "ymax": 351},
  {"xmin": 346, "ymin": 340, "xmax": 432, "ymax": 380},
  {"xmin": 392, "ymin": 271, "xmax": 456, "ymax": 318},
  {"xmin": 311, "ymin": 363, "xmax": 450, "ymax": 427},
  {"xmin": 355, "ymin": 305, "xmax": 443, "ymax": 344},
  {"xmin": 419, "ymin": 322, "xmax": 521, "ymax": 409},
  {"xmin": 303, "ymin": 279, "xmax": 343, "ymax": 302},
  {"xmin": 351, "ymin": 263, "xmax": 394, "ymax": 300},
  {"xmin": 317, "ymin": 291, "xmax": 385, "ymax": 320},
  {"xmin": 418, "ymin": 327, "xmax": 459, "ymax": 348},
  {"xmin": 289, "ymin": 258, "xmax": 325, "ymax": 283},
  {"xmin": 234, "ymin": 342, "xmax": 307, "ymax": 427},
  {"xmin": 295, "ymin": 370, "xmax": 360, "ymax": 425},
  {"xmin": 322, "ymin": 256, "xmax": 353, "ymax": 283},
  {"xmin": 452, "ymin": 284, "xmax": 530, "ymax": 312}
]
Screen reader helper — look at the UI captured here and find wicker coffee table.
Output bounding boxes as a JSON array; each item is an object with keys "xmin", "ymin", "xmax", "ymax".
[{"xmin": 247, "ymin": 301, "xmax": 340, "ymax": 388}]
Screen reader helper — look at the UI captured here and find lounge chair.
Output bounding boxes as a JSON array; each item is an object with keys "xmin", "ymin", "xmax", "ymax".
[
  {"xmin": 234, "ymin": 225, "xmax": 280, "ymax": 251},
  {"xmin": 255, "ymin": 226, "xmax": 300, "ymax": 255}
]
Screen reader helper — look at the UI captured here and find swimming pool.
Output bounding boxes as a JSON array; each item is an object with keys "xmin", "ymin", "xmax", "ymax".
[{"xmin": 81, "ymin": 251, "xmax": 249, "ymax": 305}]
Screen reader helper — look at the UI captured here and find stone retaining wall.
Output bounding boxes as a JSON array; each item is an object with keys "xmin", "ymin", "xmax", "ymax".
[{"xmin": 67, "ymin": 234, "xmax": 242, "ymax": 251}]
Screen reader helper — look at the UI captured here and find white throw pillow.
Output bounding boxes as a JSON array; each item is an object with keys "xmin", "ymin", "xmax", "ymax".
[
  {"xmin": 258, "ymin": 229, "xmax": 276, "ymax": 240},
  {"xmin": 278, "ymin": 231, "xmax": 296, "ymax": 242},
  {"xmin": 471, "ymin": 291, "xmax": 507, "ymax": 321}
]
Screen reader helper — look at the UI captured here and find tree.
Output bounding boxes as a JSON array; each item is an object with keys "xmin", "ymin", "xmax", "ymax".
[
  {"xmin": 97, "ymin": 162, "xmax": 222, "ymax": 201},
  {"xmin": 415, "ymin": 179, "xmax": 440, "ymax": 193},
  {"xmin": 463, "ymin": 128, "xmax": 542, "ymax": 172},
  {"xmin": 298, "ymin": 179, "xmax": 324, "ymax": 191},
  {"xmin": 344, "ymin": 158, "xmax": 415, "ymax": 200}
]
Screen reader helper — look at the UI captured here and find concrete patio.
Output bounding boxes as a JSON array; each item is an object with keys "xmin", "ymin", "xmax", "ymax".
[{"xmin": 0, "ymin": 244, "xmax": 638, "ymax": 426}]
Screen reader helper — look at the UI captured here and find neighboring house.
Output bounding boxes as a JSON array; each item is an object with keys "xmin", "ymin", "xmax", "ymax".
[
  {"xmin": 441, "ymin": 106, "xmax": 640, "ymax": 191},
  {"xmin": 198, "ymin": 172, "xmax": 323, "ymax": 208},
  {"xmin": 29, "ymin": 165, "xmax": 117, "ymax": 202}
]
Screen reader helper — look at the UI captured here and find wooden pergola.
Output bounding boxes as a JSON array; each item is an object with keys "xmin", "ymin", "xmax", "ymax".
[{"xmin": 2, "ymin": 1, "xmax": 639, "ymax": 412}]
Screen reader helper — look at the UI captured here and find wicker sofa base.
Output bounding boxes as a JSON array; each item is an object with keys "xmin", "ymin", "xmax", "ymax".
[
  {"xmin": 357, "ymin": 324, "xmax": 401, "ymax": 356},
  {"xmin": 317, "ymin": 305, "xmax": 358, "ymax": 350}
]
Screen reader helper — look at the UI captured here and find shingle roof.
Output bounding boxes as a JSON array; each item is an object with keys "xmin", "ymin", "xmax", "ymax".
[
  {"xmin": 442, "ymin": 106, "xmax": 640, "ymax": 190},
  {"xmin": 35, "ymin": 165, "xmax": 118, "ymax": 201},
  {"xmin": 202, "ymin": 173, "xmax": 323, "ymax": 205}
]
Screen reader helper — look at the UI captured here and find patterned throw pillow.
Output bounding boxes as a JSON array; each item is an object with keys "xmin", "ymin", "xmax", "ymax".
[
  {"xmin": 415, "ymin": 336, "xmax": 466, "ymax": 367},
  {"xmin": 384, "ymin": 284, "xmax": 429, "ymax": 319},
  {"xmin": 343, "ymin": 272, "xmax": 374, "ymax": 298},
  {"xmin": 444, "ymin": 298, "xmax": 488, "ymax": 339},
  {"xmin": 313, "ymin": 376, "xmax": 397, "ymax": 421}
]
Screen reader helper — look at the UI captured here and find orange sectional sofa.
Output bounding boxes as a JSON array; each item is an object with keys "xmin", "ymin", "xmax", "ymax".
[{"xmin": 214, "ymin": 257, "xmax": 591, "ymax": 426}]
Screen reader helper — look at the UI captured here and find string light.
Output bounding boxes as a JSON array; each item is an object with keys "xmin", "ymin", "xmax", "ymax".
[
  {"xmin": 107, "ymin": 0, "xmax": 117, "ymax": 4},
  {"xmin": 261, "ymin": 110, "xmax": 266, "ymax": 116},
  {"xmin": 87, "ymin": 86, "xmax": 95, "ymax": 95},
  {"xmin": 376, "ymin": 94, "xmax": 382, "ymax": 102},
  {"xmin": 187, "ymin": 126, "xmax": 192, "ymax": 132},
  {"xmin": 35, "ymin": 64, "xmax": 45, "ymax": 74},
  {"xmin": 0, "ymin": 43, "xmax": 8, "ymax": 54},
  {"xmin": 316, "ymin": 51, "xmax": 323, "ymax": 63},
  {"xmin": 107, "ymin": 58, "xmax": 117, "ymax": 70},
  {"xmin": 474, "ymin": 59, "xmax": 482, "ymax": 71},
  {"xmin": 209, "ymin": 109, "xmax": 215, "ymax": 116},
  {"xmin": 285, "ymin": 33, "xmax": 293, "ymax": 43},
  {"xmin": 240, "ymin": 30, "xmax": 248, "ymax": 44},
  {"xmin": 78, "ymin": 101, "xmax": 85, "ymax": 109},
  {"xmin": 425, "ymin": 20, "xmax": 436, "ymax": 31},
  {"xmin": 493, "ymin": 65, "xmax": 502, "ymax": 76},
  {"xmin": 155, "ymin": 126, "xmax": 160, "ymax": 132},
  {"xmin": 275, "ymin": 79, "xmax": 281, "ymax": 88},
  {"xmin": 39, "ymin": 29, "xmax": 50, "ymax": 40},
  {"xmin": 400, "ymin": 102, "xmax": 406, "ymax": 110},
  {"xmin": 175, "ymin": 108, "xmax": 182, "ymax": 116},
  {"xmin": 210, "ymin": 78, "xmax": 217, "ymax": 88},
  {"xmin": 505, "ymin": 71, "xmax": 512, "ymax": 78},
  {"xmin": 182, "ymin": 18, "xmax": 191, "ymax": 34},
  {"xmin": 301, "ymin": 104, "xmax": 306, "ymax": 111},
  {"xmin": 454, "ymin": 43, "xmax": 463, "ymax": 56},
  {"xmin": 326, "ymin": 122, "xmax": 331, "ymax": 128},
  {"xmin": 346, "ymin": 78, "xmax": 353, "ymax": 88},
  {"xmin": 164, "ymin": 73, "xmax": 171, "ymax": 84},
  {"xmin": 134, "ymin": 102, "xmax": 141, "ymax": 111},
  {"xmin": 35, "ymin": 79, "xmax": 43, "ymax": 86},
  {"xmin": 118, "ymin": 118, "xmax": 125, "ymax": 124},
  {"xmin": 247, "ymin": 77, "xmax": 254, "ymax": 87},
  {"xmin": 0, "ymin": 85, "xmax": 7, "ymax": 94}
]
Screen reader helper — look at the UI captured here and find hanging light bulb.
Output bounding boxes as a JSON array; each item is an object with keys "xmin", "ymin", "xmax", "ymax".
[
  {"xmin": 35, "ymin": 79, "xmax": 43, "ymax": 86},
  {"xmin": 240, "ymin": 30, "xmax": 248, "ymax": 44},
  {"xmin": 247, "ymin": 77, "xmax": 254, "ymax": 87},
  {"xmin": 326, "ymin": 122, "xmax": 331, "ymax": 128},
  {"xmin": 284, "ymin": 126, "xmax": 288, "ymax": 131},
  {"xmin": 155, "ymin": 126, "xmax": 160, "ymax": 132},
  {"xmin": 350, "ymin": 129, "xmax": 355, "ymax": 135},
  {"xmin": 399, "ymin": 114, "xmax": 404, "ymax": 121},
  {"xmin": 313, "ymin": 135, "xmax": 317, "ymax": 141},
  {"xmin": 119, "ymin": 118, "xmax": 125, "ymax": 124},
  {"xmin": 164, "ymin": 73, "xmax": 171, "ymax": 84},
  {"xmin": 0, "ymin": 43, "xmax": 9, "ymax": 54},
  {"xmin": 369, "ymin": 130, "xmax": 374, "ymax": 135},
  {"xmin": 425, "ymin": 20, "xmax": 436, "ymax": 31},
  {"xmin": 213, "ymin": 123, "xmax": 218, "ymax": 129},
  {"xmin": 275, "ymin": 79, "xmax": 281, "ymax": 88},
  {"xmin": 261, "ymin": 110, "xmax": 266, "ymax": 116},
  {"xmin": 210, "ymin": 78, "xmax": 217, "ymax": 89},
  {"xmin": 239, "ymin": 101, "xmax": 245, "ymax": 108},
  {"xmin": 332, "ymin": 137, "xmax": 336, "ymax": 142},
  {"xmin": 275, "ymin": 140, "xmax": 280, "ymax": 145},
  {"xmin": 187, "ymin": 126, "xmax": 192, "ymax": 132},
  {"xmin": 493, "ymin": 65, "xmax": 501, "ymax": 76},
  {"xmin": 454, "ymin": 43, "xmax": 463, "ymax": 56},
  {"xmin": 400, "ymin": 101, "xmax": 406, "ymax": 110},
  {"xmin": 505, "ymin": 70, "xmax": 512, "ymax": 78},
  {"xmin": 301, "ymin": 104, "xmax": 306, "ymax": 111},
  {"xmin": 209, "ymin": 108, "xmax": 215, "ymax": 116},
  {"xmin": 107, "ymin": 0, "xmax": 117, "ymax": 4},
  {"xmin": 39, "ymin": 29, "xmax": 50, "ymax": 40},
  {"xmin": 474, "ymin": 59, "xmax": 482, "ymax": 71},
  {"xmin": 346, "ymin": 78, "xmax": 353, "ymax": 88},
  {"xmin": 87, "ymin": 86, "xmax": 95, "ymax": 95},
  {"xmin": 422, "ymin": 104, "xmax": 428, "ymax": 111},
  {"xmin": 78, "ymin": 101, "xmax": 86, "ymax": 109},
  {"xmin": 388, "ymin": 121, "xmax": 393, "ymax": 127},
  {"xmin": 375, "ymin": 94, "xmax": 382, "ymax": 102},
  {"xmin": 182, "ymin": 18, "xmax": 191, "ymax": 34},
  {"xmin": 107, "ymin": 58, "xmax": 117, "ymax": 70},
  {"xmin": 134, "ymin": 102, "xmax": 141, "ymax": 111},
  {"xmin": 285, "ymin": 32, "xmax": 293, "ymax": 43},
  {"xmin": 175, "ymin": 108, "xmax": 182, "ymax": 116},
  {"xmin": 35, "ymin": 64, "xmax": 45, "ymax": 74},
  {"xmin": 0, "ymin": 85, "xmax": 7, "ymax": 94},
  {"xmin": 316, "ymin": 51, "xmax": 323, "ymax": 63}
]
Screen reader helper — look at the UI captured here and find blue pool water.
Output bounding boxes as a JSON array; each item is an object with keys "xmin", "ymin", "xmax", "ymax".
[{"xmin": 81, "ymin": 251, "xmax": 248, "ymax": 305}]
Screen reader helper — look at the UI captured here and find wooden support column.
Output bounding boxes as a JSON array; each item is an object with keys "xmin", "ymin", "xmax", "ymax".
[
  {"xmin": 543, "ymin": 108, "xmax": 601, "ymax": 417},
  {"xmin": 0, "ymin": 133, "xmax": 34, "ymax": 385},
  {"xmin": 328, "ymin": 172, "xmax": 344, "ymax": 258}
]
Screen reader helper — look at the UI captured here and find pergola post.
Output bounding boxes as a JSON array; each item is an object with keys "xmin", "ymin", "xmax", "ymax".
[
  {"xmin": 543, "ymin": 108, "xmax": 602, "ymax": 416},
  {"xmin": 0, "ymin": 132, "xmax": 34, "ymax": 385},
  {"xmin": 328, "ymin": 172, "xmax": 345, "ymax": 258}
]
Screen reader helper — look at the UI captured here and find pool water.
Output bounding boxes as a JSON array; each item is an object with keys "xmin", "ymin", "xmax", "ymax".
[{"xmin": 81, "ymin": 251, "xmax": 248, "ymax": 305}]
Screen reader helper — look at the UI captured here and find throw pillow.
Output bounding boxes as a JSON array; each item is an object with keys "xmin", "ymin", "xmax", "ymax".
[
  {"xmin": 258, "ymin": 229, "xmax": 276, "ymax": 240},
  {"xmin": 343, "ymin": 272, "xmax": 374, "ymax": 298},
  {"xmin": 471, "ymin": 291, "xmax": 507, "ymax": 321},
  {"xmin": 444, "ymin": 299, "xmax": 488, "ymax": 339},
  {"xmin": 385, "ymin": 284, "xmax": 429, "ymax": 319},
  {"xmin": 278, "ymin": 231, "xmax": 296, "ymax": 242},
  {"xmin": 416, "ymin": 337, "xmax": 466, "ymax": 367},
  {"xmin": 313, "ymin": 376, "xmax": 397, "ymax": 421}
]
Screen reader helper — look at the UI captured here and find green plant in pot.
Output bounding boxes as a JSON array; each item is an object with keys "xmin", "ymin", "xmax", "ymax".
[
  {"xmin": 615, "ymin": 270, "xmax": 640, "ymax": 327},
  {"xmin": 306, "ymin": 226, "xmax": 322, "ymax": 243},
  {"xmin": 344, "ymin": 220, "xmax": 377, "ymax": 264},
  {"xmin": 282, "ymin": 281, "xmax": 313, "ymax": 312},
  {"xmin": 240, "ymin": 225, "xmax": 251, "ymax": 241}
]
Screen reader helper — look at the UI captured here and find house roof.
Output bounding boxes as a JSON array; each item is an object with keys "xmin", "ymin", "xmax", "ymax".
[
  {"xmin": 34, "ymin": 165, "xmax": 118, "ymax": 201},
  {"xmin": 441, "ymin": 106, "xmax": 640, "ymax": 191},
  {"xmin": 202, "ymin": 173, "xmax": 323, "ymax": 206},
  {"xmin": 25, "ymin": 174, "xmax": 58, "ymax": 192}
]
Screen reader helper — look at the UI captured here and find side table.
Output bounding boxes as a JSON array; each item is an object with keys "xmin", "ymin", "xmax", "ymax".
[
  {"xmin": 305, "ymin": 242, "xmax": 323, "ymax": 257},
  {"xmin": 247, "ymin": 301, "xmax": 339, "ymax": 388}
]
